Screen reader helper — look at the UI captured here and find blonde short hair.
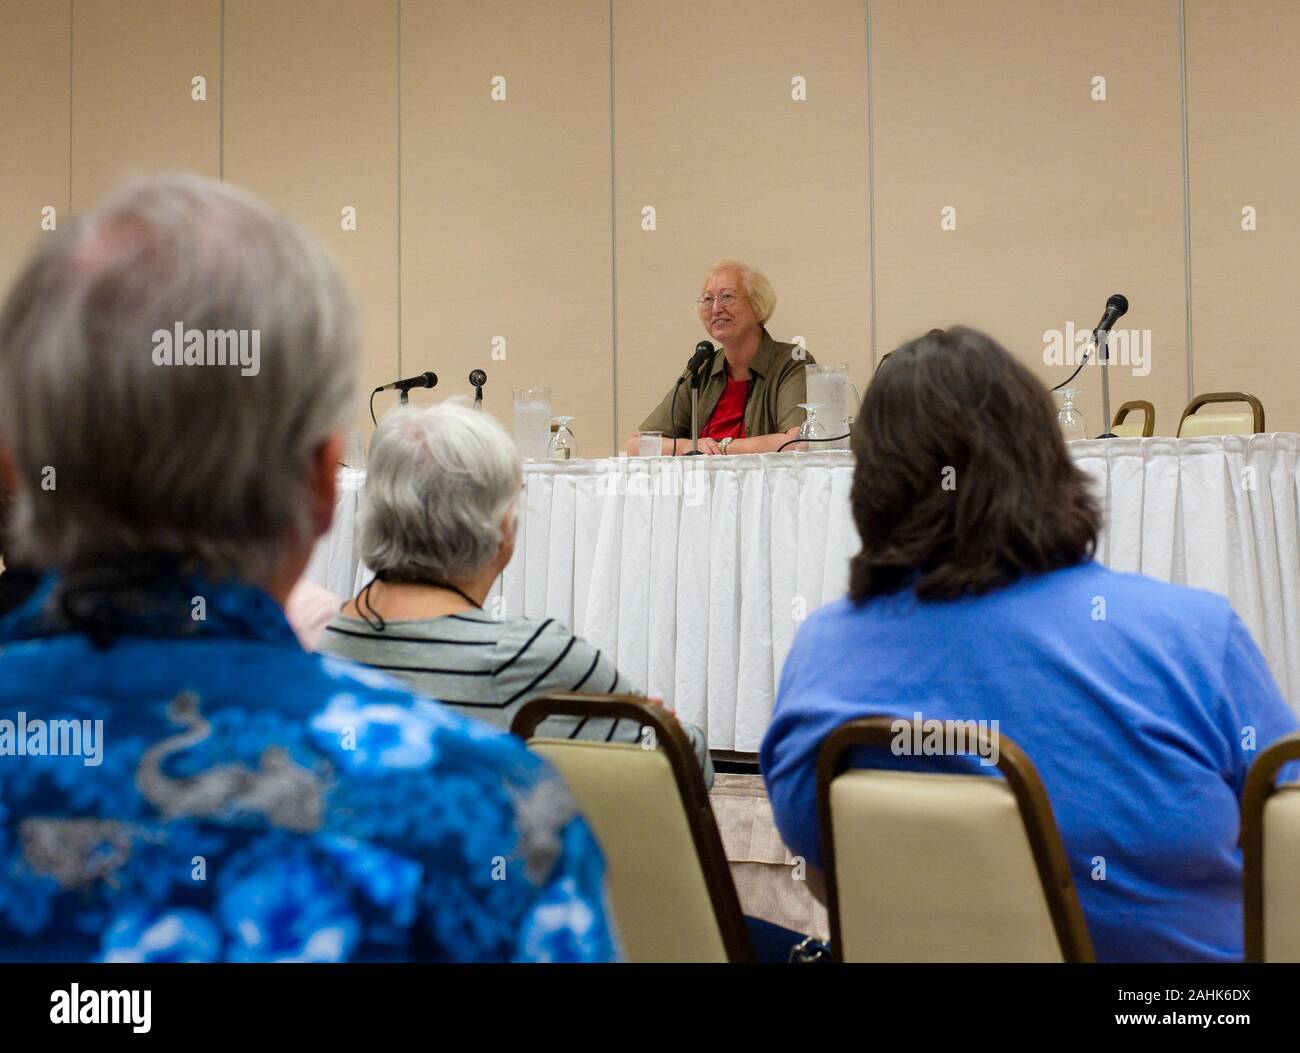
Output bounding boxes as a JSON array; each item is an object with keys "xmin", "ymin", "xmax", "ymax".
[{"xmin": 702, "ymin": 260, "xmax": 777, "ymax": 325}]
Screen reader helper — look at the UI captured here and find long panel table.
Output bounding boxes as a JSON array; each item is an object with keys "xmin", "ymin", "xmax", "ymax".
[{"xmin": 307, "ymin": 434, "xmax": 1300, "ymax": 752}]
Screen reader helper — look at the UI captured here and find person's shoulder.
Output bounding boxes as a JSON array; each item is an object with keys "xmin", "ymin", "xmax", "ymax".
[
  {"xmin": 309, "ymin": 649, "xmax": 554, "ymax": 782},
  {"xmin": 1052, "ymin": 561, "xmax": 1238, "ymax": 649},
  {"xmin": 1070, "ymin": 561, "xmax": 1233, "ymax": 619},
  {"xmin": 495, "ymin": 614, "xmax": 581, "ymax": 655},
  {"xmin": 768, "ymin": 336, "xmax": 813, "ymax": 371}
]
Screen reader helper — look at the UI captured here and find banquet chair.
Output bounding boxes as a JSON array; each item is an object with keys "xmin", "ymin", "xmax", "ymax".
[
  {"xmin": 1242, "ymin": 732, "xmax": 1300, "ymax": 962},
  {"xmin": 815, "ymin": 717, "xmax": 1095, "ymax": 962},
  {"xmin": 1111, "ymin": 400, "xmax": 1154, "ymax": 437},
  {"xmin": 512, "ymin": 693, "xmax": 755, "ymax": 963},
  {"xmin": 1177, "ymin": 391, "xmax": 1265, "ymax": 437}
]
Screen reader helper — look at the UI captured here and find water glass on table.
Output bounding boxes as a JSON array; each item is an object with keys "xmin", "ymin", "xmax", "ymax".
[{"xmin": 637, "ymin": 431, "xmax": 663, "ymax": 458}]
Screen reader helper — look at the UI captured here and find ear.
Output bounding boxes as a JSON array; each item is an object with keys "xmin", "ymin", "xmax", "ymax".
[
  {"xmin": 0, "ymin": 443, "xmax": 15, "ymax": 493},
  {"xmin": 309, "ymin": 431, "xmax": 345, "ymax": 540},
  {"xmin": 497, "ymin": 504, "xmax": 518, "ymax": 564}
]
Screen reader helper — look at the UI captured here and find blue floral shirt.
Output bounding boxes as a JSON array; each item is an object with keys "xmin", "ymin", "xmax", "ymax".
[{"xmin": 0, "ymin": 571, "xmax": 619, "ymax": 962}]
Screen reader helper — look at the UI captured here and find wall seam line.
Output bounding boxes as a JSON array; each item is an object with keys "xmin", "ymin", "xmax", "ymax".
[
  {"xmin": 609, "ymin": 0, "xmax": 618, "ymax": 452},
  {"xmin": 1179, "ymin": 0, "xmax": 1194, "ymax": 402},
  {"xmin": 865, "ymin": 0, "xmax": 877, "ymax": 369}
]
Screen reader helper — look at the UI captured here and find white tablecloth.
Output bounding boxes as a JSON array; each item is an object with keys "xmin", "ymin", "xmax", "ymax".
[{"xmin": 308, "ymin": 434, "xmax": 1300, "ymax": 752}]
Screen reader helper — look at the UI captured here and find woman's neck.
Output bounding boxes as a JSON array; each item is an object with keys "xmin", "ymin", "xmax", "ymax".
[
  {"xmin": 344, "ymin": 571, "xmax": 494, "ymax": 621},
  {"xmin": 723, "ymin": 328, "xmax": 762, "ymax": 380}
]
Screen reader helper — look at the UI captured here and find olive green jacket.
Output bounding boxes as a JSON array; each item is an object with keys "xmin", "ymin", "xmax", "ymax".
[{"xmin": 638, "ymin": 329, "xmax": 814, "ymax": 439}]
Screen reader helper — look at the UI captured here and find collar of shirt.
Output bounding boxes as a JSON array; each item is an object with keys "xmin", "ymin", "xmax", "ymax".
[
  {"xmin": 0, "ymin": 565, "xmax": 298, "ymax": 648},
  {"xmin": 707, "ymin": 327, "xmax": 781, "ymax": 380}
]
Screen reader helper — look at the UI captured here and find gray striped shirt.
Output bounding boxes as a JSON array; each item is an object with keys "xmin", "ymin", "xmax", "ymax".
[{"xmin": 319, "ymin": 610, "xmax": 712, "ymax": 784}]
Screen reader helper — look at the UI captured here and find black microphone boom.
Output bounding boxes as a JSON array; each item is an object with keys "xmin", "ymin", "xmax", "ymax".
[{"xmin": 375, "ymin": 370, "xmax": 438, "ymax": 393}]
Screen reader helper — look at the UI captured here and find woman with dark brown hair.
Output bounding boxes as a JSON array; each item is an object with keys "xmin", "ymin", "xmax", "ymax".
[{"xmin": 760, "ymin": 326, "xmax": 1297, "ymax": 962}]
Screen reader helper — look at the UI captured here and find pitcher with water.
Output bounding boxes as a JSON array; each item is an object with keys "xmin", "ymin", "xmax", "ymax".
[{"xmin": 803, "ymin": 364, "xmax": 861, "ymax": 450}]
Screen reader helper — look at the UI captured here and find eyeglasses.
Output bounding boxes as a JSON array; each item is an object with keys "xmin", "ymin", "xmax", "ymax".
[{"xmin": 697, "ymin": 292, "xmax": 746, "ymax": 311}]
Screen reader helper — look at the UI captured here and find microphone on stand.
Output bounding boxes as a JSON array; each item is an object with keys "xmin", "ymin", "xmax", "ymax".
[
  {"xmin": 1051, "ymin": 293, "xmax": 1130, "ymax": 438},
  {"xmin": 372, "ymin": 370, "xmax": 438, "ymax": 409},
  {"xmin": 672, "ymin": 341, "xmax": 715, "ymax": 456},
  {"xmin": 469, "ymin": 369, "xmax": 487, "ymax": 410},
  {"xmin": 1092, "ymin": 293, "xmax": 1128, "ymax": 438},
  {"xmin": 374, "ymin": 370, "xmax": 438, "ymax": 394}
]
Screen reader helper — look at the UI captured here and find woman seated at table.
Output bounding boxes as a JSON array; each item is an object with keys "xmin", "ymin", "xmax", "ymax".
[
  {"xmin": 626, "ymin": 260, "xmax": 814, "ymax": 456},
  {"xmin": 321, "ymin": 399, "xmax": 713, "ymax": 783},
  {"xmin": 760, "ymin": 326, "xmax": 1298, "ymax": 962}
]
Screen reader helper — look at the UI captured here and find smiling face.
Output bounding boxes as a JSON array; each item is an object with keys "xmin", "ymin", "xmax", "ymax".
[{"xmin": 699, "ymin": 268, "xmax": 760, "ymax": 347}]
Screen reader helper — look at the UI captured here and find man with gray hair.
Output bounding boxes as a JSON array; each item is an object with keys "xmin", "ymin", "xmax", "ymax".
[{"xmin": 0, "ymin": 172, "xmax": 617, "ymax": 962}]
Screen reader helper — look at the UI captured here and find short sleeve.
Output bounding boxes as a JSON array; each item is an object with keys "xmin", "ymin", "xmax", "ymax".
[{"xmin": 1218, "ymin": 613, "xmax": 1300, "ymax": 796}]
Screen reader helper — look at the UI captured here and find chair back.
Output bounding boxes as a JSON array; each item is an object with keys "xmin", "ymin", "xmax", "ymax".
[
  {"xmin": 1111, "ymin": 399, "xmax": 1154, "ymax": 437},
  {"xmin": 1178, "ymin": 391, "xmax": 1264, "ymax": 437},
  {"xmin": 1243, "ymin": 733, "xmax": 1300, "ymax": 961},
  {"xmin": 512, "ymin": 694, "xmax": 753, "ymax": 963},
  {"xmin": 816, "ymin": 717, "xmax": 1094, "ymax": 962}
]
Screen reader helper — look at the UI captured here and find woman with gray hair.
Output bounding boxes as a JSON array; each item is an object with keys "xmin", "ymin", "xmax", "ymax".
[
  {"xmin": 0, "ymin": 172, "xmax": 616, "ymax": 962},
  {"xmin": 628, "ymin": 259, "xmax": 814, "ymax": 456},
  {"xmin": 321, "ymin": 400, "xmax": 713, "ymax": 781}
]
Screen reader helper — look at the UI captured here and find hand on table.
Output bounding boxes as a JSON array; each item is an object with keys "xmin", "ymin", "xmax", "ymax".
[{"xmin": 693, "ymin": 437, "xmax": 723, "ymax": 456}]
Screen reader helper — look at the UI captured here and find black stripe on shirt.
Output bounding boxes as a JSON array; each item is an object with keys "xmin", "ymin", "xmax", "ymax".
[
  {"xmin": 571, "ymin": 651, "xmax": 601, "ymax": 692},
  {"xmin": 495, "ymin": 618, "xmax": 554, "ymax": 675},
  {"xmin": 503, "ymin": 635, "xmax": 578, "ymax": 707}
]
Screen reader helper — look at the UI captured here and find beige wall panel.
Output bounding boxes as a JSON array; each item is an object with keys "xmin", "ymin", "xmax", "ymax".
[
  {"xmin": 872, "ymin": 0, "xmax": 1186, "ymax": 436},
  {"xmin": 400, "ymin": 0, "xmax": 614, "ymax": 452},
  {"xmin": 224, "ymin": 0, "xmax": 398, "ymax": 430},
  {"xmin": 71, "ymin": 0, "xmax": 220, "ymax": 211},
  {"xmin": 0, "ymin": 0, "xmax": 70, "ymax": 299},
  {"xmin": 613, "ymin": 0, "xmax": 871, "ymax": 441},
  {"xmin": 1185, "ymin": 0, "xmax": 1300, "ymax": 433}
]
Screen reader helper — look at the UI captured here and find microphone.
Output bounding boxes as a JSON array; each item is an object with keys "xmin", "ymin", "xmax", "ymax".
[
  {"xmin": 1051, "ymin": 294, "xmax": 1130, "ymax": 392},
  {"xmin": 374, "ymin": 370, "xmax": 438, "ymax": 393},
  {"xmin": 1093, "ymin": 293, "xmax": 1129, "ymax": 355},
  {"xmin": 468, "ymin": 369, "xmax": 487, "ymax": 410},
  {"xmin": 685, "ymin": 341, "xmax": 714, "ymax": 382}
]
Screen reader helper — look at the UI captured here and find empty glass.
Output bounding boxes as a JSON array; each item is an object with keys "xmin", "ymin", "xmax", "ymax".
[
  {"xmin": 1055, "ymin": 388, "xmax": 1087, "ymax": 442},
  {"xmin": 794, "ymin": 403, "xmax": 827, "ymax": 451},
  {"xmin": 343, "ymin": 430, "xmax": 367, "ymax": 468},
  {"xmin": 548, "ymin": 416, "xmax": 576, "ymax": 460}
]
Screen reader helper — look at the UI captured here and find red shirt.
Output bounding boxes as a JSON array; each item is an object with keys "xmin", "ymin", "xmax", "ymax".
[{"xmin": 702, "ymin": 378, "xmax": 749, "ymax": 440}]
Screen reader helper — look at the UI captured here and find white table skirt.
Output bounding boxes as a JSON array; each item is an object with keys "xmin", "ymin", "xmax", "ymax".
[{"xmin": 307, "ymin": 434, "xmax": 1300, "ymax": 752}]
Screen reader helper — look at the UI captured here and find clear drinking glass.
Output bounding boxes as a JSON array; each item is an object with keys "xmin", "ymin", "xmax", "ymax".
[
  {"xmin": 794, "ymin": 404, "xmax": 827, "ymax": 451},
  {"xmin": 548, "ymin": 416, "xmax": 576, "ymax": 460},
  {"xmin": 636, "ymin": 431, "xmax": 663, "ymax": 458},
  {"xmin": 513, "ymin": 386, "xmax": 552, "ymax": 460},
  {"xmin": 1055, "ymin": 388, "xmax": 1087, "ymax": 442},
  {"xmin": 343, "ymin": 430, "xmax": 367, "ymax": 468}
]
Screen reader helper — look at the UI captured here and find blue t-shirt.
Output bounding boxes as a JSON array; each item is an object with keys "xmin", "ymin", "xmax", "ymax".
[
  {"xmin": 760, "ymin": 560, "xmax": 1299, "ymax": 963},
  {"xmin": 0, "ymin": 572, "xmax": 619, "ymax": 962}
]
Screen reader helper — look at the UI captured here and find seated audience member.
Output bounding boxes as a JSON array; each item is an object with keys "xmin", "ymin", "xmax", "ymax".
[
  {"xmin": 320, "ymin": 401, "xmax": 714, "ymax": 785},
  {"xmin": 0, "ymin": 470, "xmax": 39, "ymax": 619},
  {"xmin": 0, "ymin": 173, "xmax": 616, "ymax": 963},
  {"xmin": 760, "ymin": 326, "xmax": 1299, "ymax": 963},
  {"xmin": 285, "ymin": 577, "xmax": 342, "ymax": 650}
]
